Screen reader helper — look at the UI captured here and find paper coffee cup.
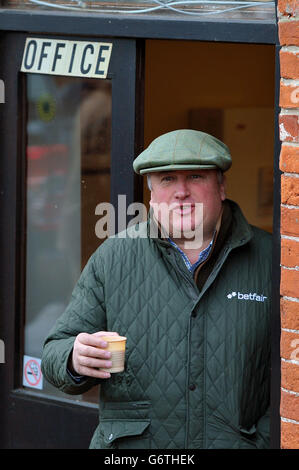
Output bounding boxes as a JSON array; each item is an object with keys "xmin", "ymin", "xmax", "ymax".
[{"xmin": 101, "ymin": 335, "xmax": 127, "ymax": 373}]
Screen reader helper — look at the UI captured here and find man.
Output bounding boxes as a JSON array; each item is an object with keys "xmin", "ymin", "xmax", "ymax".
[{"xmin": 41, "ymin": 129, "xmax": 271, "ymax": 449}]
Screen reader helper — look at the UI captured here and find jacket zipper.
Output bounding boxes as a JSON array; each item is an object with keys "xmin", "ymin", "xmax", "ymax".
[
  {"xmin": 167, "ymin": 249, "xmax": 198, "ymax": 449},
  {"xmin": 202, "ymin": 246, "xmax": 231, "ymax": 448},
  {"xmin": 203, "ymin": 299, "xmax": 207, "ymax": 448},
  {"xmin": 185, "ymin": 314, "xmax": 192, "ymax": 449}
]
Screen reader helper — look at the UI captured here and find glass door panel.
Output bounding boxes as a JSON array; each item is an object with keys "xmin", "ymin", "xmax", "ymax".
[{"xmin": 24, "ymin": 74, "xmax": 111, "ymax": 403}]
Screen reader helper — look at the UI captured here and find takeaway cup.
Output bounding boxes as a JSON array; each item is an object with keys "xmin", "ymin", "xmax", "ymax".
[{"xmin": 101, "ymin": 335, "xmax": 127, "ymax": 373}]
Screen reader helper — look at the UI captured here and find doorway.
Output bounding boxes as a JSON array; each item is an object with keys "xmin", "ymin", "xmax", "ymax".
[{"xmin": 0, "ymin": 33, "xmax": 278, "ymax": 449}]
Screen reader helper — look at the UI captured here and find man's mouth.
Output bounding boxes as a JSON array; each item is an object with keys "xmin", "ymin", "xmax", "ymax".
[{"xmin": 172, "ymin": 204, "xmax": 194, "ymax": 215}]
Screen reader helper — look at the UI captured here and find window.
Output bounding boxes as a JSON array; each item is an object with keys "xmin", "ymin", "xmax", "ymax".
[{"xmin": 24, "ymin": 74, "xmax": 111, "ymax": 402}]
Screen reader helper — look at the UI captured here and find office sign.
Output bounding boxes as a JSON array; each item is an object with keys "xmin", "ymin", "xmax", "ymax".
[{"xmin": 21, "ymin": 38, "xmax": 113, "ymax": 79}]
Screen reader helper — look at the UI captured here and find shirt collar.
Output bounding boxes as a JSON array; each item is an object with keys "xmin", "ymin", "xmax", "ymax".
[{"xmin": 168, "ymin": 234, "xmax": 215, "ymax": 273}]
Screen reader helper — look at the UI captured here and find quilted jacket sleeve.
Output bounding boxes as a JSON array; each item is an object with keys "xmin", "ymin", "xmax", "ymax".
[
  {"xmin": 255, "ymin": 407, "xmax": 270, "ymax": 448},
  {"xmin": 41, "ymin": 249, "xmax": 107, "ymax": 395}
]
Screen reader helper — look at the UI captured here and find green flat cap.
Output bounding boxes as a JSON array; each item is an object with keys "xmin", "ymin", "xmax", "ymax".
[{"xmin": 133, "ymin": 129, "xmax": 232, "ymax": 175}]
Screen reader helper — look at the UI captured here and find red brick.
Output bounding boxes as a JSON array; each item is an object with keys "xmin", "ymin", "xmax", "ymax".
[
  {"xmin": 281, "ymin": 390, "xmax": 299, "ymax": 422},
  {"xmin": 280, "ymin": 50, "xmax": 299, "ymax": 79},
  {"xmin": 279, "ymin": 21, "xmax": 299, "ymax": 46},
  {"xmin": 280, "ymin": 144, "xmax": 299, "ymax": 173},
  {"xmin": 278, "ymin": 0, "xmax": 299, "ymax": 17},
  {"xmin": 281, "ymin": 298, "xmax": 299, "ymax": 330},
  {"xmin": 281, "ymin": 360, "xmax": 299, "ymax": 393},
  {"xmin": 281, "ymin": 329, "xmax": 299, "ymax": 360},
  {"xmin": 281, "ymin": 174, "xmax": 299, "ymax": 205},
  {"xmin": 279, "ymin": 114, "xmax": 299, "ymax": 143},
  {"xmin": 281, "ymin": 237, "xmax": 299, "ymax": 268},
  {"xmin": 281, "ymin": 206, "xmax": 299, "ymax": 236},
  {"xmin": 281, "ymin": 420, "xmax": 299, "ymax": 449},
  {"xmin": 281, "ymin": 267, "xmax": 299, "ymax": 298},
  {"xmin": 280, "ymin": 82, "xmax": 299, "ymax": 108}
]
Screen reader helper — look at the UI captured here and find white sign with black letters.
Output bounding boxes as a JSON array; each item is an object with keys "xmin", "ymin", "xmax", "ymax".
[{"xmin": 21, "ymin": 38, "xmax": 113, "ymax": 79}]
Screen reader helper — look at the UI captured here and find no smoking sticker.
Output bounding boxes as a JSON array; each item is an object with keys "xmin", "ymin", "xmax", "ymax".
[{"xmin": 23, "ymin": 355, "xmax": 43, "ymax": 390}]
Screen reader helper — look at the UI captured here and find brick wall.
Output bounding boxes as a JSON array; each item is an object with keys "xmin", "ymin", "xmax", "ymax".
[{"xmin": 278, "ymin": 0, "xmax": 299, "ymax": 449}]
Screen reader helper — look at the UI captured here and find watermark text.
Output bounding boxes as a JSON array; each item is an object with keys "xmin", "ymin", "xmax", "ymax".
[
  {"xmin": 291, "ymin": 87, "xmax": 299, "ymax": 105},
  {"xmin": 94, "ymin": 195, "xmax": 204, "ymax": 249},
  {"xmin": 0, "ymin": 339, "xmax": 5, "ymax": 363},
  {"xmin": 290, "ymin": 338, "xmax": 299, "ymax": 361},
  {"xmin": 0, "ymin": 79, "xmax": 4, "ymax": 104}
]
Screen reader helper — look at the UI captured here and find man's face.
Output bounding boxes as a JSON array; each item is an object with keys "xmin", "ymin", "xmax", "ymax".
[{"xmin": 149, "ymin": 169, "xmax": 226, "ymax": 245}]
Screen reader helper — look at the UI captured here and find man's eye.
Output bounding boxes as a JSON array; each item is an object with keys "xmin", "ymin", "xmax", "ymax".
[
  {"xmin": 161, "ymin": 176, "xmax": 174, "ymax": 182},
  {"xmin": 190, "ymin": 174, "xmax": 203, "ymax": 179}
]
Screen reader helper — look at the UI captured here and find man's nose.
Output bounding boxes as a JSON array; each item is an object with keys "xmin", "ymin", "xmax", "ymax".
[{"xmin": 174, "ymin": 180, "xmax": 190, "ymax": 199}]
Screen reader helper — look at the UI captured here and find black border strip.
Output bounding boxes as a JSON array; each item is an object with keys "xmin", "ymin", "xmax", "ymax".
[{"xmin": 0, "ymin": 9, "xmax": 278, "ymax": 44}]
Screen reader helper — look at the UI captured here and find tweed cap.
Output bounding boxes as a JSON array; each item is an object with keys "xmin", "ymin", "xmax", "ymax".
[{"xmin": 133, "ymin": 129, "xmax": 232, "ymax": 175}]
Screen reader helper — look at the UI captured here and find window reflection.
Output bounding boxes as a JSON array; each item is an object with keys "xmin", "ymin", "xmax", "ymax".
[{"xmin": 25, "ymin": 75, "xmax": 111, "ymax": 402}]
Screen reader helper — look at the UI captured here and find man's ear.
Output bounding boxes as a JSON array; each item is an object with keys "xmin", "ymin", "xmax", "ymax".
[
  {"xmin": 220, "ymin": 174, "xmax": 227, "ymax": 201},
  {"xmin": 149, "ymin": 190, "xmax": 155, "ymax": 207}
]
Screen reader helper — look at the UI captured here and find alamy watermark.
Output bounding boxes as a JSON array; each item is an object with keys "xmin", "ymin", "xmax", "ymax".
[
  {"xmin": 0, "ymin": 339, "xmax": 5, "ymax": 363},
  {"xmin": 290, "ymin": 87, "xmax": 299, "ymax": 105},
  {"xmin": 95, "ymin": 195, "xmax": 204, "ymax": 249},
  {"xmin": 0, "ymin": 79, "xmax": 4, "ymax": 104},
  {"xmin": 290, "ymin": 338, "xmax": 299, "ymax": 361}
]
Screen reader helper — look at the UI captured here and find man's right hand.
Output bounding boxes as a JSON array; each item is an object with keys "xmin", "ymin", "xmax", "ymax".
[{"xmin": 70, "ymin": 331, "xmax": 119, "ymax": 379}]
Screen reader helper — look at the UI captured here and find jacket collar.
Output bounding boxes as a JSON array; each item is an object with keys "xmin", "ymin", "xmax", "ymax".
[{"xmin": 226, "ymin": 199, "xmax": 253, "ymax": 250}]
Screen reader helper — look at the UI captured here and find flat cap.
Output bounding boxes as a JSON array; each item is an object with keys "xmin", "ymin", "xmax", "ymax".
[{"xmin": 133, "ymin": 129, "xmax": 232, "ymax": 175}]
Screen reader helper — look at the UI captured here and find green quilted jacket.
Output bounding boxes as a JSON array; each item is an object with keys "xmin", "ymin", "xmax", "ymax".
[{"xmin": 41, "ymin": 200, "xmax": 272, "ymax": 449}]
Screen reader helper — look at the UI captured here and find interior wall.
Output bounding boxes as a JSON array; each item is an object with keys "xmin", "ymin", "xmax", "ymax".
[{"xmin": 144, "ymin": 40, "xmax": 276, "ymax": 232}]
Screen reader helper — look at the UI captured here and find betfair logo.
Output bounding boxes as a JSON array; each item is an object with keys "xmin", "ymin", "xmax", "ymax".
[{"xmin": 227, "ymin": 291, "xmax": 267, "ymax": 302}]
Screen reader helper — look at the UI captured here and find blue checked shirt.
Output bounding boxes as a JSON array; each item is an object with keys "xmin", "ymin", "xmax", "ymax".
[{"xmin": 168, "ymin": 237, "xmax": 214, "ymax": 274}]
